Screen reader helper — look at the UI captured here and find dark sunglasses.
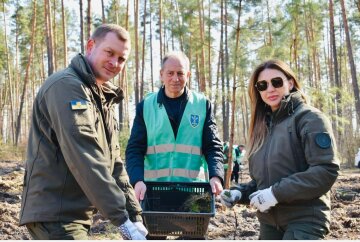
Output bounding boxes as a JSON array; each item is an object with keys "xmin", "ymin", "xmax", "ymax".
[{"xmin": 255, "ymin": 77, "xmax": 284, "ymax": 92}]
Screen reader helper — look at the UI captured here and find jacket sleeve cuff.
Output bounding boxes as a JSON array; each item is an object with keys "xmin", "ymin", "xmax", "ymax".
[
  {"xmin": 210, "ymin": 175, "xmax": 224, "ymax": 186},
  {"xmin": 129, "ymin": 214, "xmax": 143, "ymax": 223},
  {"xmin": 129, "ymin": 167, "xmax": 145, "ymax": 186}
]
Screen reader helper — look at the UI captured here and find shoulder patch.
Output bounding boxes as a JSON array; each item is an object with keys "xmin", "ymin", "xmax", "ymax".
[
  {"xmin": 315, "ymin": 133, "xmax": 331, "ymax": 149},
  {"xmin": 70, "ymin": 100, "xmax": 88, "ymax": 110}
]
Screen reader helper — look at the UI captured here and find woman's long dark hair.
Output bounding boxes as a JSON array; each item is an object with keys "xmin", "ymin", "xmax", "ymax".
[{"xmin": 246, "ymin": 59, "xmax": 306, "ymax": 158}]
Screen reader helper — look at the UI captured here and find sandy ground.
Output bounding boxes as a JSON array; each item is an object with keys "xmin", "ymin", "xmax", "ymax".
[{"xmin": 1, "ymin": 160, "xmax": 359, "ymax": 240}]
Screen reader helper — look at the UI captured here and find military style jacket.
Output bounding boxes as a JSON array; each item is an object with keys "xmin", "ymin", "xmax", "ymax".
[
  {"xmin": 19, "ymin": 54, "xmax": 142, "ymax": 227},
  {"xmin": 237, "ymin": 91, "xmax": 339, "ymax": 231}
]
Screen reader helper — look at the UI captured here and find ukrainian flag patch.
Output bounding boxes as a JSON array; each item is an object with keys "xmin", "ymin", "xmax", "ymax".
[{"xmin": 70, "ymin": 100, "xmax": 88, "ymax": 110}]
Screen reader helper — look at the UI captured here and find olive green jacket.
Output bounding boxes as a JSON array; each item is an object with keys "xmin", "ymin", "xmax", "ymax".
[
  {"xmin": 19, "ymin": 54, "xmax": 142, "ymax": 226},
  {"xmin": 249, "ymin": 91, "xmax": 340, "ymax": 230}
]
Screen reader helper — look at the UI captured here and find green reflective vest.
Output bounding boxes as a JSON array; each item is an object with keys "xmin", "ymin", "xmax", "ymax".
[{"xmin": 143, "ymin": 90, "xmax": 209, "ymax": 182}]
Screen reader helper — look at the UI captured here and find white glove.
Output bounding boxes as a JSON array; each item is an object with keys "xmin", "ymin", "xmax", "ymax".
[
  {"xmin": 118, "ymin": 219, "xmax": 147, "ymax": 240},
  {"xmin": 220, "ymin": 189, "xmax": 242, "ymax": 208},
  {"xmin": 249, "ymin": 187, "xmax": 278, "ymax": 212},
  {"xmin": 134, "ymin": 221, "xmax": 148, "ymax": 237}
]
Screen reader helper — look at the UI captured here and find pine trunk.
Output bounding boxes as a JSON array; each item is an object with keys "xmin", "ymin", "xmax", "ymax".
[
  {"xmin": 87, "ymin": 0, "xmax": 91, "ymax": 39},
  {"xmin": 340, "ymin": 0, "xmax": 360, "ymax": 120},
  {"xmin": 45, "ymin": 0, "xmax": 54, "ymax": 76},
  {"xmin": 80, "ymin": 0, "xmax": 84, "ymax": 53},
  {"xmin": 141, "ymin": 0, "xmax": 147, "ymax": 100},
  {"xmin": 61, "ymin": 0, "xmax": 68, "ymax": 66},
  {"xmin": 225, "ymin": 1, "xmax": 242, "ymax": 189},
  {"xmin": 15, "ymin": 0, "xmax": 37, "ymax": 145},
  {"xmin": 134, "ymin": 0, "xmax": 140, "ymax": 104}
]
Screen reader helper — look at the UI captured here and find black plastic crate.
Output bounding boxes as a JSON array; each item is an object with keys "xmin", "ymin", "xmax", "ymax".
[{"xmin": 141, "ymin": 182, "xmax": 215, "ymax": 238}]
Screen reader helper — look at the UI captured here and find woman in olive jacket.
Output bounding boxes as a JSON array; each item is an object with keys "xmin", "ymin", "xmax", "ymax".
[{"xmin": 220, "ymin": 59, "xmax": 340, "ymax": 240}]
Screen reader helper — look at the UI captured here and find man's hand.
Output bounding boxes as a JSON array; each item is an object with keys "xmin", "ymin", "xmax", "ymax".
[
  {"xmin": 118, "ymin": 219, "xmax": 147, "ymax": 240},
  {"xmin": 249, "ymin": 187, "xmax": 278, "ymax": 212},
  {"xmin": 220, "ymin": 189, "xmax": 242, "ymax": 208},
  {"xmin": 134, "ymin": 222, "xmax": 148, "ymax": 237},
  {"xmin": 134, "ymin": 181, "xmax": 147, "ymax": 201},
  {"xmin": 210, "ymin": 177, "xmax": 223, "ymax": 195}
]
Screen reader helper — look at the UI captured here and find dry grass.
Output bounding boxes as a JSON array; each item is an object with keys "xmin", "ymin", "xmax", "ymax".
[{"xmin": 0, "ymin": 143, "xmax": 26, "ymax": 162}]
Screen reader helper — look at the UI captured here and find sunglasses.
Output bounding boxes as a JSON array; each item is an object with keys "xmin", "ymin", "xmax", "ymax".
[{"xmin": 255, "ymin": 77, "xmax": 284, "ymax": 92}]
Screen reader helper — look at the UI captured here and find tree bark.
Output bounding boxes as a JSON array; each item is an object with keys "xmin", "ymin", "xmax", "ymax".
[
  {"xmin": 16, "ymin": 0, "xmax": 37, "ymax": 145},
  {"xmin": 149, "ymin": 0, "xmax": 154, "ymax": 92},
  {"xmin": 329, "ymin": 0, "xmax": 341, "ymax": 132},
  {"xmin": 141, "ymin": 0, "xmax": 147, "ymax": 99},
  {"xmin": 101, "ymin": 0, "xmax": 105, "ymax": 23},
  {"xmin": 61, "ymin": 0, "xmax": 68, "ymax": 66},
  {"xmin": 266, "ymin": 0, "xmax": 272, "ymax": 46},
  {"xmin": 45, "ymin": 0, "xmax": 54, "ymax": 76},
  {"xmin": 225, "ymin": 0, "xmax": 242, "ymax": 189},
  {"xmin": 340, "ymin": 0, "xmax": 360, "ymax": 120},
  {"xmin": 207, "ymin": 0, "xmax": 212, "ymax": 100},
  {"xmin": 224, "ymin": 0, "xmax": 230, "ymax": 142},
  {"xmin": 2, "ymin": 1, "xmax": 12, "ymax": 143},
  {"xmin": 220, "ymin": 0, "xmax": 227, "ymax": 141},
  {"xmin": 174, "ymin": 0, "xmax": 184, "ymax": 51},
  {"xmin": 134, "ymin": 0, "xmax": 140, "ymax": 104},
  {"xmin": 197, "ymin": 0, "xmax": 206, "ymax": 92},
  {"xmin": 159, "ymin": 0, "xmax": 163, "ymax": 61},
  {"xmin": 87, "ymin": 0, "xmax": 91, "ymax": 39},
  {"xmin": 80, "ymin": 0, "xmax": 84, "ymax": 53},
  {"xmin": 52, "ymin": 0, "xmax": 58, "ymax": 71}
]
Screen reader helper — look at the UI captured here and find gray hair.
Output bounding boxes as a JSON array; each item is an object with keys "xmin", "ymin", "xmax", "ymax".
[{"xmin": 161, "ymin": 51, "xmax": 190, "ymax": 70}]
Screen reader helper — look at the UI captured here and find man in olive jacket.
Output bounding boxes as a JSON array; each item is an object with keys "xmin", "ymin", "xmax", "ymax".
[{"xmin": 19, "ymin": 24, "xmax": 147, "ymax": 240}]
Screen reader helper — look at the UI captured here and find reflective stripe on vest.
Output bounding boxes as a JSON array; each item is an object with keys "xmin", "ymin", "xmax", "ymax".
[
  {"xmin": 144, "ymin": 168, "xmax": 207, "ymax": 180},
  {"xmin": 146, "ymin": 144, "xmax": 202, "ymax": 155}
]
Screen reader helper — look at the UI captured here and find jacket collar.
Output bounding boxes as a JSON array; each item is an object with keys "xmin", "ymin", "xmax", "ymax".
[
  {"xmin": 70, "ymin": 53, "xmax": 124, "ymax": 104},
  {"xmin": 156, "ymin": 85, "xmax": 189, "ymax": 106},
  {"xmin": 268, "ymin": 91, "xmax": 304, "ymax": 124},
  {"xmin": 70, "ymin": 54, "xmax": 96, "ymax": 86}
]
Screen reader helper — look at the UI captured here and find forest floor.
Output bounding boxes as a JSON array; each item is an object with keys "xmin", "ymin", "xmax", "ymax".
[{"xmin": 1, "ymin": 159, "xmax": 359, "ymax": 240}]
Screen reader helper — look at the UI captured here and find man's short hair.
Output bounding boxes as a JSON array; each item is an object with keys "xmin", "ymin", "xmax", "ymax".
[
  {"xmin": 161, "ymin": 51, "xmax": 190, "ymax": 70},
  {"xmin": 91, "ymin": 24, "xmax": 130, "ymax": 44}
]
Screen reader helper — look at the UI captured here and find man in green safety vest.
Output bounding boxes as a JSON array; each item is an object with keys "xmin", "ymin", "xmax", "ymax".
[{"xmin": 126, "ymin": 51, "xmax": 224, "ymax": 201}]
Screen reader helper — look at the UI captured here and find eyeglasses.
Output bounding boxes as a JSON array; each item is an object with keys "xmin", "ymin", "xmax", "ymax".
[{"xmin": 255, "ymin": 77, "xmax": 284, "ymax": 92}]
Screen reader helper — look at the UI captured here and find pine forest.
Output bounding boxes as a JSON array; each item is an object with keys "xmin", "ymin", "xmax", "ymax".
[{"xmin": 0, "ymin": 0, "xmax": 360, "ymax": 167}]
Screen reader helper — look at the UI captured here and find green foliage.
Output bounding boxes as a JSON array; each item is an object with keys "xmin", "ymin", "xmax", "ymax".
[{"xmin": 180, "ymin": 193, "xmax": 212, "ymax": 213}]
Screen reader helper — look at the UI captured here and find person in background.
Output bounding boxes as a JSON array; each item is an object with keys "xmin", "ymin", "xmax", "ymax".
[
  {"xmin": 223, "ymin": 141, "xmax": 230, "ymax": 180},
  {"xmin": 230, "ymin": 144, "xmax": 245, "ymax": 184},
  {"xmin": 355, "ymin": 148, "xmax": 360, "ymax": 168},
  {"xmin": 126, "ymin": 51, "xmax": 224, "ymax": 201},
  {"xmin": 220, "ymin": 59, "xmax": 340, "ymax": 240},
  {"xmin": 19, "ymin": 24, "xmax": 147, "ymax": 240}
]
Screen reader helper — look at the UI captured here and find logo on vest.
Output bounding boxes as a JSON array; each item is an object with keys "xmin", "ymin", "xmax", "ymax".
[{"xmin": 190, "ymin": 114, "xmax": 200, "ymax": 128}]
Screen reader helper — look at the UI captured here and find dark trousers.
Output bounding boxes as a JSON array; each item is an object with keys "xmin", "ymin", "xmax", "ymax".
[
  {"xmin": 259, "ymin": 222, "xmax": 328, "ymax": 240},
  {"xmin": 231, "ymin": 171, "xmax": 239, "ymax": 183},
  {"xmin": 26, "ymin": 222, "xmax": 90, "ymax": 240}
]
